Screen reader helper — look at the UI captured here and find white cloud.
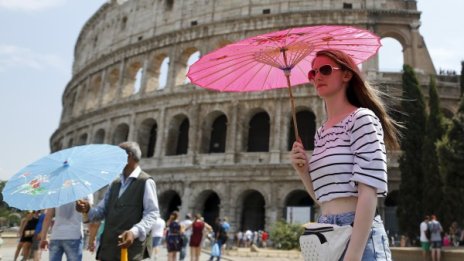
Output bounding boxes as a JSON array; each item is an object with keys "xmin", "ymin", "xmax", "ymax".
[
  {"xmin": 0, "ymin": 0, "xmax": 66, "ymax": 11},
  {"xmin": 0, "ymin": 44, "xmax": 67, "ymax": 73}
]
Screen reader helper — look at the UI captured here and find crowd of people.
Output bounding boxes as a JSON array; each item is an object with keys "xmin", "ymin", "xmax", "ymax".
[{"xmin": 419, "ymin": 215, "xmax": 464, "ymax": 261}]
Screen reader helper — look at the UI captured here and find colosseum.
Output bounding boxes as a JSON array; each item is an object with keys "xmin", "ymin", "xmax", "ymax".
[{"xmin": 50, "ymin": 0, "xmax": 461, "ymax": 235}]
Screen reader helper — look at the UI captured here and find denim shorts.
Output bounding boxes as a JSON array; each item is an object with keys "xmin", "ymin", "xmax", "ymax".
[
  {"xmin": 318, "ymin": 211, "xmax": 392, "ymax": 261},
  {"xmin": 49, "ymin": 239, "xmax": 83, "ymax": 261}
]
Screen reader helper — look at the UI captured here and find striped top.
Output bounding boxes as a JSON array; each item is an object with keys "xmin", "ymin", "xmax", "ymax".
[{"xmin": 309, "ymin": 108, "xmax": 388, "ymax": 203}]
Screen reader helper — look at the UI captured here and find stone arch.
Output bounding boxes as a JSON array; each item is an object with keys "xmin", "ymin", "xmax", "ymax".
[
  {"xmin": 73, "ymin": 84, "xmax": 87, "ymax": 116},
  {"xmin": 175, "ymin": 47, "xmax": 200, "ymax": 86},
  {"xmin": 287, "ymin": 108, "xmax": 316, "ymax": 151},
  {"xmin": 146, "ymin": 53, "xmax": 168, "ymax": 92},
  {"xmin": 237, "ymin": 189, "xmax": 266, "ymax": 231},
  {"xmin": 216, "ymin": 39, "xmax": 233, "ymax": 49},
  {"xmin": 112, "ymin": 123, "xmax": 129, "ymax": 145},
  {"xmin": 200, "ymin": 111, "xmax": 228, "ymax": 153},
  {"xmin": 283, "ymin": 190, "xmax": 315, "ymax": 223},
  {"xmin": 65, "ymin": 91, "xmax": 77, "ymax": 119},
  {"xmin": 192, "ymin": 190, "xmax": 221, "ymax": 227},
  {"xmin": 245, "ymin": 110, "xmax": 270, "ymax": 152},
  {"xmin": 86, "ymin": 74, "xmax": 102, "ymax": 110},
  {"xmin": 102, "ymin": 67, "xmax": 119, "ymax": 105},
  {"xmin": 379, "ymin": 37, "xmax": 404, "ymax": 72},
  {"xmin": 166, "ymin": 114, "xmax": 189, "ymax": 155},
  {"xmin": 138, "ymin": 118, "xmax": 158, "ymax": 158},
  {"xmin": 93, "ymin": 129, "xmax": 105, "ymax": 144},
  {"xmin": 159, "ymin": 190, "xmax": 182, "ymax": 220},
  {"xmin": 184, "ymin": 50, "xmax": 200, "ymax": 84},
  {"xmin": 52, "ymin": 138, "xmax": 63, "ymax": 152},
  {"xmin": 77, "ymin": 133, "xmax": 88, "ymax": 145},
  {"xmin": 121, "ymin": 60, "xmax": 143, "ymax": 97}
]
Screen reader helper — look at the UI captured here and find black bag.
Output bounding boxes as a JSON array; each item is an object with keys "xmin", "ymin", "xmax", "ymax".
[{"xmin": 425, "ymin": 226, "xmax": 431, "ymax": 240}]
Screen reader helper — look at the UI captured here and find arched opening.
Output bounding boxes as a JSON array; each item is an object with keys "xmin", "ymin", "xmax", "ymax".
[
  {"xmin": 93, "ymin": 129, "xmax": 105, "ymax": 144},
  {"xmin": 67, "ymin": 138, "xmax": 74, "ymax": 148},
  {"xmin": 146, "ymin": 54, "xmax": 168, "ymax": 92},
  {"xmin": 86, "ymin": 74, "xmax": 101, "ymax": 110},
  {"xmin": 384, "ymin": 190, "xmax": 399, "ymax": 236},
  {"xmin": 184, "ymin": 51, "xmax": 200, "ymax": 84},
  {"xmin": 175, "ymin": 48, "xmax": 200, "ymax": 86},
  {"xmin": 159, "ymin": 190, "xmax": 182, "ymax": 221},
  {"xmin": 134, "ymin": 68, "xmax": 143, "ymax": 94},
  {"xmin": 209, "ymin": 115, "xmax": 227, "ymax": 153},
  {"xmin": 379, "ymin": 37, "xmax": 404, "ymax": 72},
  {"xmin": 288, "ymin": 110, "xmax": 316, "ymax": 151},
  {"xmin": 122, "ymin": 61, "xmax": 143, "ymax": 97},
  {"xmin": 247, "ymin": 112, "xmax": 270, "ymax": 152},
  {"xmin": 138, "ymin": 119, "xmax": 157, "ymax": 158},
  {"xmin": 159, "ymin": 57, "xmax": 169, "ymax": 90},
  {"xmin": 102, "ymin": 67, "xmax": 119, "ymax": 105},
  {"xmin": 73, "ymin": 84, "xmax": 87, "ymax": 116},
  {"xmin": 284, "ymin": 190, "xmax": 315, "ymax": 223},
  {"xmin": 77, "ymin": 133, "xmax": 88, "ymax": 146},
  {"xmin": 166, "ymin": 115, "xmax": 189, "ymax": 155},
  {"xmin": 240, "ymin": 190, "xmax": 265, "ymax": 231},
  {"xmin": 112, "ymin": 123, "xmax": 129, "ymax": 145}
]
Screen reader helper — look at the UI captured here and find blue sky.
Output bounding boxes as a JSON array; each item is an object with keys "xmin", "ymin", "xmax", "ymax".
[{"xmin": 0, "ymin": 1, "xmax": 463, "ymax": 181}]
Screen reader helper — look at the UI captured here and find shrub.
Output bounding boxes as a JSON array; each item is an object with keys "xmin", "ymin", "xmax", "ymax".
[{"xmin": 269, "ymin": 219, "xmax": 304, "ymax": 250}]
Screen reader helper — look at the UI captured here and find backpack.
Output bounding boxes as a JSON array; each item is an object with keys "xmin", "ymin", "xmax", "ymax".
[{"xmin": 425, "ymin": 224, "xmax": 431, "ymax": 240}]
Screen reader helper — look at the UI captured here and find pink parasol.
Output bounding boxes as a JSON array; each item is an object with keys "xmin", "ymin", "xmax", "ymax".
[{"xmin": 187, "ymin": 25, "xmax": 381, "ymax": 142}]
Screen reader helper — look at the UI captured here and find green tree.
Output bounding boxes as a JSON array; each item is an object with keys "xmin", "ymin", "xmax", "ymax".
[
  {"xmin": 397, "ymin": 65, "xmax": 427, "ymax": 240},
  {"xmin": 421, "ymin": 76, "xmax": 446, "ymax": 216},
  {"xmin": 269, "ymin": 220, "xmax": 304, "ymax": 250},
  {"xmin": 437, "ymin": 96, "xmax": 464, "ymax": 230}
]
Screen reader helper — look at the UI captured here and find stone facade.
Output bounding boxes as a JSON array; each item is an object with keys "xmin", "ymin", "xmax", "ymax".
[{"xmin": 51, "ymin": 0, "xmax": 461, "ymax": 234}]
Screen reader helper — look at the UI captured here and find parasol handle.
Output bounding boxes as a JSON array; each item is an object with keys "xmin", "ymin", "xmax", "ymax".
[
  {"xmin": 284, "ymin": 73, "xmax": 305, "ymax": 168},
  {"xmin": 282, "ymin": 48, "xmax": 304, "ymax": 167},
  {"xmin": 121, "ymin": 247, "xmax": 128, "ymax": 261}
]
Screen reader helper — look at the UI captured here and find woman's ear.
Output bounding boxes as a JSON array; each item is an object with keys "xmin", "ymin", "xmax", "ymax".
[{"xmin": 342, "ymin": 70, "xmax": 353, "ymax": 83}]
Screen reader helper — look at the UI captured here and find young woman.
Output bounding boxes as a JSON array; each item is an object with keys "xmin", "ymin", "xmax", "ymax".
[
  {"xmin": 166, "ymin": 211, "xmax": 184, "ymax": 261},
  {"xmin": 290, "ymin": 49, "xmax": 400, "ymax": 261},
  {"xmin": 186, "ymin": 214, "xmax": 212, "ymax": 261}
]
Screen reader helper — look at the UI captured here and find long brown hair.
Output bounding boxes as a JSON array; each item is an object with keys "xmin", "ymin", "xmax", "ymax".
[{"xmin": 314, "ymin": 49, "xmax": 400, "ymax": 150}]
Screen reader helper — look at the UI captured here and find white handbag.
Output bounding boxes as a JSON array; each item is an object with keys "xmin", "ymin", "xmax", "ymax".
[{"xmin": 300, "ymin": 223, "xmax": 352, "ymax": 261}]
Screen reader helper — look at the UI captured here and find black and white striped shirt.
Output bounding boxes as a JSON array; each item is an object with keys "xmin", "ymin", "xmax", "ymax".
[{"xmin": 309, "ymin": 108, "xmax": 388, "ymax": 202}]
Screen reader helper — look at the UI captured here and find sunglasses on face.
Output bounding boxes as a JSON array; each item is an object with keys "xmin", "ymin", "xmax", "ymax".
[{"xmin": 307, "ymin": 64, "xmax": 341, "ymax": 81}]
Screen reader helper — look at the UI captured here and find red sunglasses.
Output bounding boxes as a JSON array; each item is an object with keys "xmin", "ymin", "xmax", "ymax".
[{"xmin": 307, "ymin": 64, "xmax": 341, "ymax": 81}]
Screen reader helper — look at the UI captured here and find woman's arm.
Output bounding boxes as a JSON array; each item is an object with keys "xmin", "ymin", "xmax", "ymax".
[
  {"xmin": 290, "ymin": 141, "xmax": 318, "ymax": 203},
  {"xmin": 343, "ymin": 183, "xmax": 377, "ymax": 261}
]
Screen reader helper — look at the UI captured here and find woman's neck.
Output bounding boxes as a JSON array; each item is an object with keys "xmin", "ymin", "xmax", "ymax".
[{"xmin": 324, "ymin": 93, "xmax": 356, "ymax": 120}]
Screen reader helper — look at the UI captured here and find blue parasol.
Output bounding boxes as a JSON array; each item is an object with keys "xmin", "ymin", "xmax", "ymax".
[{"xmin": 2, "ymin": 144, "xmax": 127, "ymax": 210}]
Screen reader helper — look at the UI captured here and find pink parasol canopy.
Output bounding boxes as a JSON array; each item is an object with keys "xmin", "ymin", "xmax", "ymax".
[{"xmin": 187, "ymin": 25, "xmax": 381, "ymax": 141}]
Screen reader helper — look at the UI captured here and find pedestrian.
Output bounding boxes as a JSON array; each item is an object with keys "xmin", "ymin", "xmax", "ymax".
[
  {"xmin": 179, "ymin": 214, "xmax": 192, "ymax": 261},
  {"xmin": 261, "ymin": 230, "xmax": 269, "ymax": 248},
  {"xmin": 14, "ymin": 212, "xmax": 30, "ymax": 261},
  {"xmin": 420, "ymin": 215, "xmax": 431, "ymax": 261},
  {"xmin": 18, "ymin": 211, "xmax": 38, "ymax": 261},
  {"xmin": 166, "ymin": 211, "xmax": 183, "ymax": 261},
  {"xmin": 151, "ymin": 217, "xmax": 166, "ymax": 261},
  {"xmin": 75, "ymin": 141, "xmax": 160, "ymax": 261},
  {"xmin": 32, "ymin": 210, "xmax": 45, "ymax": 261},
  {"xmin": 208, "ymin": 218, "xmax": 228, "ymax": 261},
  {"xmin": 429, "ymin": 215, "xmax": 443, "ymax": 261},
  {"xmin": 290, "ymin": 49, "xmax": 400, "ymax": 260},
  {"xmin": 40, "ymin": 198, "xmax": 92, "ymax": 261},
  {"xmin": 186, "ymin": 214, "xmax": 212, "ymax": 261}
]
